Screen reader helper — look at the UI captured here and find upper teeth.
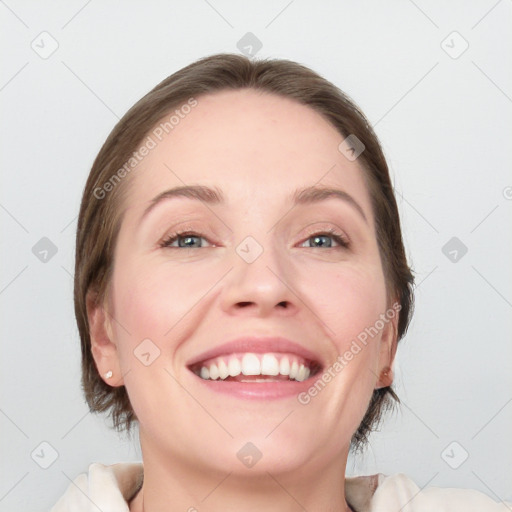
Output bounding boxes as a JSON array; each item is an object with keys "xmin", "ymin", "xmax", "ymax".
[{"xmin": 197, "ymin": 353, "xmax": 311, "ymax": 382}]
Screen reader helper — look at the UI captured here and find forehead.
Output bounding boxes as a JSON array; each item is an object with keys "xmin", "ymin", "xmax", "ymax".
[{"xmin": 123, "ymin": 89, "xmax": 373, "ymax": 219}]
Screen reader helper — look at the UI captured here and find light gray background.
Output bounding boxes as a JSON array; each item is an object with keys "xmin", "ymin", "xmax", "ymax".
[{"xmin": 1, "ymin": 1, "xmax": 511, "ymax": 511}]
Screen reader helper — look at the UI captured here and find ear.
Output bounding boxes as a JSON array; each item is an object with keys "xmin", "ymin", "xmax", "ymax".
[
  {"xmin": 375, "ymin": 303, "xmax": 399, "ymax": 389},
  {"xmin": 86, "ymin": 288, "xmax": 124, "ymax": 387}
]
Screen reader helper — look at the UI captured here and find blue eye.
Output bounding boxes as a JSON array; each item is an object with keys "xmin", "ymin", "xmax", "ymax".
[
  {"xmin": 160, "ymin": 232, "xmax": 211, "ymax": 249},
  {"xmin": 301, "ymin": 231, "xmax": 349, "ymax": 249}
]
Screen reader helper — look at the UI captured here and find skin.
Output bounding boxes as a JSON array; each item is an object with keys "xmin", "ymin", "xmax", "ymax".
[{"xmin": 87, "ymin": 89, "xmax": 398, "ymax": 512}]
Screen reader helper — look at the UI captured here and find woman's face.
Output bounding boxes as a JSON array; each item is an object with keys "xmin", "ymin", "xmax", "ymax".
[{"xmin": 91, "ymin": 89, "xmax": 397, "ymax": 475}]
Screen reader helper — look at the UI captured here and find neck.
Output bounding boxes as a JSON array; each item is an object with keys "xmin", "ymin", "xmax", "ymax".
[{"xmin": 130, "ymin": 438, "xmax": 354, "ymax": 512}]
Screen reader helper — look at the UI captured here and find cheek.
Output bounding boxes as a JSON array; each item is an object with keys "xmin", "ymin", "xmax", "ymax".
[
  {"xmin": 299, "ymin": 263, "xmax": 388, "ymax": 412},
  {"xmin": 289, "ymin": 262, "xmax": 389, "ymax": 437},
  {"xmin": 107, "ymin": 257, "xmax": 216, "ymax": 422},
  {"xmin": 302, "ymin": 261, "xmax": 388, "ymax": 346},
  {"xmin": 110, "ymin": 256, "xmax": 222, "ymax": 356}
]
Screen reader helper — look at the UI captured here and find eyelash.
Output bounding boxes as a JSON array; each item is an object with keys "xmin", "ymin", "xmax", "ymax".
[{"xmin": 159, "ymin": 227, "xmax": 350, "ymax": 250}]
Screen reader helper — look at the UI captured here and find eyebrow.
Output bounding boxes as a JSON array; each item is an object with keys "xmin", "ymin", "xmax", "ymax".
[
  {"xmin": 140, "ymin": 184, "xmax": 368, "ymax": 224},
  {"xmin": 292, "ymin": 186, "xmax": 368, "ymax": 223}
]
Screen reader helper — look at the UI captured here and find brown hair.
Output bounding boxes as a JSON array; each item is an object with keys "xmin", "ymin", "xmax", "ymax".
[{"xmin": 75, "ymin": 53, "xmax": 414, "ymax": 451}]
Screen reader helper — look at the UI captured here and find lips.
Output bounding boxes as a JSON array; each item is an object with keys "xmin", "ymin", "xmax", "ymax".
[{"xmin": 187, "ymin": 336, "xmax": 323, "ymax": 385}]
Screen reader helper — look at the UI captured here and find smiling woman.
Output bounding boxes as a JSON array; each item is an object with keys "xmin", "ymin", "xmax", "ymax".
[{"xmin": 50, "ymin": 54, "xmax": 510, "ymax": 512}]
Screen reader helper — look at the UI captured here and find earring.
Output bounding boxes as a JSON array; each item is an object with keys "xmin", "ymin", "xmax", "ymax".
[
  {"xmin": 375, "ymin": 368, "xmax": 391, "ymax": 389},
  {"xmin": 104, "ymin": 370, "xmax": 113, "ymax": 379}
]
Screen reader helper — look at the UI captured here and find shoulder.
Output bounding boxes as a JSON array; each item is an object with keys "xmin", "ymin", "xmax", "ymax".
[
  {"xmin": 346, "ymin": 472, "xmax": 512, "ymax": 512},
  {"xmin": 49, "ymin": 462, "xmax": 143, "ymax": 512}
]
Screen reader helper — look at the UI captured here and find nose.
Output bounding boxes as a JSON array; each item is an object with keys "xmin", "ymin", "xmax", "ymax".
[{"xmin": 220, "ymin": 237, "xmax": 298, "ymax": 317}]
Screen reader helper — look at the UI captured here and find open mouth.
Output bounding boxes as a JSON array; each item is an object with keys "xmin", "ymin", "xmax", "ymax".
[{"xmin": 189, "ymin": 352, "xmax": 322, "ymax": 383}]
